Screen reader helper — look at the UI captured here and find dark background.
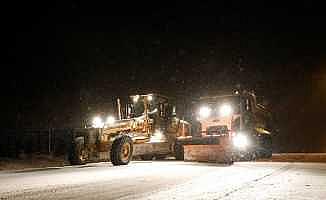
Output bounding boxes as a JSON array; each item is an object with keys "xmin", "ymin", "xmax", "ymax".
[{"xmin": 2, "ymin": 2, "xmax": 326, "ymax": 152}]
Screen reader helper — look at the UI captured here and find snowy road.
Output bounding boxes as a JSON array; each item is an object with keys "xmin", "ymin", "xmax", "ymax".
[{"xmin": 1, "ymin": 161, "xmax": 326, "ymax": 200}]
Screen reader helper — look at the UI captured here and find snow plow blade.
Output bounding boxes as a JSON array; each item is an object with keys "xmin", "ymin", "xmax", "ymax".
[{"xmin": 184, "ymin": 143, "xmax": 233, "ymax": 164}]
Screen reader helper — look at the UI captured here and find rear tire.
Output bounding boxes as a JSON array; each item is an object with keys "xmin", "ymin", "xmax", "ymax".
[
  {"xmin": 110, "ymin": 136, "xmax": 133, "ymax": 166},
  {"xmin": 225, "ymin": 157, "xmax": 234, "ymax": 165},
  {"xmin": 174, "ymin": 143, "xmax": 184, "ymax": 160},
  {"xmin": 265, "ymin": 149, "xmax": 273, "ymax": 158},
  {"xmin": 251, "ymin": 151, "xmax": 257, "ymax": 161}
]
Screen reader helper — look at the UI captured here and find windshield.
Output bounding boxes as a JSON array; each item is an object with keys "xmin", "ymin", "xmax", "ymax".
[{"xmin": 130, "ymin": 96, "xmax": 157, "ymax": 117}]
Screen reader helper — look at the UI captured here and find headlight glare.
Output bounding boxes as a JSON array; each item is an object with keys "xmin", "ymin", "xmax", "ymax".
[
  {"xmin": 199, "ymin": 106, "xmax": 211, "ymax": 119},
  {"xmin": 106, "ymin": 116, "xmax": 116, "ymax": 125},
  {"xmin": 219, "ymin": 104, "xmax": 233, "ymax": 117},
  {"xmin": 233, "ymin": 133, "xmax": 249, "ymax": 148},
  {"xmin": 92, "ymin": 116, "xmax": 104, "ymax": 128}
]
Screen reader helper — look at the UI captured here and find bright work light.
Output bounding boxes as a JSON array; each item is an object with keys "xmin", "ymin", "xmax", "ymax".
[
  {"xmin": 132, "ymin": 95, "xmax": 140, "ymax": 103},
  {"xmin": 199, "ymin": 106, "xmax": 211, "ymax": 119},
  {"xmin": 219, "ymin": 104, "xmax": 233, "ymax": 117},
  {"xmin": 92, "ymin": 116, "xmax": 104, "ymax": 128},
  {"xmin": 233, "ymin": 133, "xmax": 249, "ymax": 148},
  {"xmin": 106, "ymin": 116, "xmax": 115, "ymax": 125},
  {"xmin": 147, "ymin": 95, "xmax": 153, "ymax": 101}
]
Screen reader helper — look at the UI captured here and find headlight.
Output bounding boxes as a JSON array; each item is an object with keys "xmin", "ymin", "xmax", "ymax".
[
  {"xmin": 147, "ymin": 95, "xmax": 153, "ymax": 101},
  {"xmin": 92, "ymin": 116, "xmax": 104, "ymax": 128},
  {"xmin": 233, "ymin": 133, "xmax": 249, "ymax": 148},
  {"xmin": 219, "ymin": 104, "xmax": 233, "ymax": 117},
  {"xmin": 198, "ymin": 106, "xmax": 211, "ymax": 119},
  {"xmin": 132, "ymin": 95, "xmax": 140, "ymax": 103},
  {"xmin": 106, "ymin": 116, "xmax": 116, "ymax": 125}
]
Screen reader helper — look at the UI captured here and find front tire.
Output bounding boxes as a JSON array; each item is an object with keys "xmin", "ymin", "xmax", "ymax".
[
  {"xmin": 265, "ymin": 150, "xmax": 272, "ymax": 158},
  {"xmin": 110, "ymin": 136, "xmax": 133, "ymax": 166},
  {"xmin": 174, "ymin": 143, "xmax": 184, "ymax": 160},
  {"xmin": 70, "ymin": 137, "xmax": 88, "ymax": 165},
  {"xmin": 251, "ymin": 151, "xmax": 257, "ymax": 161}
]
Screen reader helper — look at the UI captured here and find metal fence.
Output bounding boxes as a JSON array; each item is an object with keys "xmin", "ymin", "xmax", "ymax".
[{"xmin": 0, "ymin": 129, "xmax": 73, "ymax": 158}]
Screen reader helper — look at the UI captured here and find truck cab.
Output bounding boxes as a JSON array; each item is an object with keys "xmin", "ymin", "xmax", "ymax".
[{"xmin": 192, "ymin": 90, "xmax": 273, "ymax": 160}]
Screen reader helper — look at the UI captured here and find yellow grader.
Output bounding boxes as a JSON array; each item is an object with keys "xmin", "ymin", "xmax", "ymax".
[{"xmin": 68, "ymin": 94, "xmax": 192, "ymax": 165}]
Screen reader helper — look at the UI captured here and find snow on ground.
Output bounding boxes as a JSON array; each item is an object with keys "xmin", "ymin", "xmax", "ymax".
[
  {"xmin": 0, "ymin": 161, "xmax": 326, "ymax": 200},
  {"xmin": 0, "ymin": 155, "xmax": 66, "ymax": 171}
]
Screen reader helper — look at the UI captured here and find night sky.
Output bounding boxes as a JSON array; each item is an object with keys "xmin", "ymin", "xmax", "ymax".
[{"xmin": 2, "ymin": 2, "xmax": 326, "ymax": 152}]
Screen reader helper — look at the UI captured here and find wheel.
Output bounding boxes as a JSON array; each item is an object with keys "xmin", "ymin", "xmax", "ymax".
[
  {"xmin": 226, "ymin": 158, "xmax": 234, "ymax": 165},
  {"xmin": 222, "ymin": 152, "xmax": 234, "ymax": 165},
  {"xmin": 264, "ymin": 149, "xmax": 273, "ymax": 158},
  {"xmin": 227, "ymin": 154, "xmax": 234, "ymax": 165},
  {"xmin": 70, "ymin": 137, "xmax": 88, "ymax": 165},
  {"xmin": 174, "ymin": 143, "xmax": 184, "ymax": 160},
  {"xmin": 140, "ymin": 155, "xmax": 154, "ymax": 160},
  {"xmin": 261, "ymin": 135, "xmax": 272, "ymax": 158},
  {"xmin": 110, "ymin": 136, "xmax": 133, "ymax": 166},
  {"xmin": 242, "ymin": 152, "xmax": 252, "ymax": 161},
  {"xmin": 251, "ymin": 151, "xmax": 257, "ymax": 161}
]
